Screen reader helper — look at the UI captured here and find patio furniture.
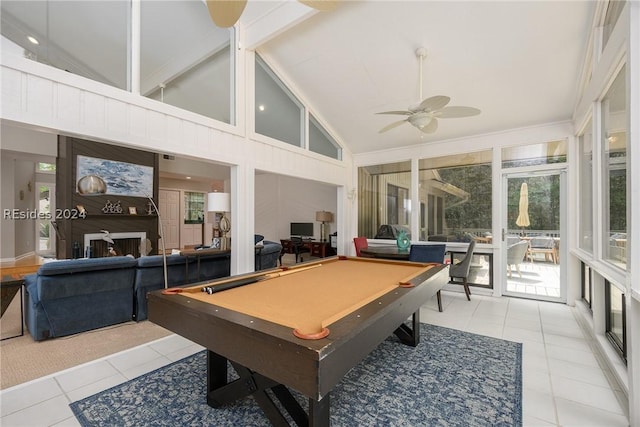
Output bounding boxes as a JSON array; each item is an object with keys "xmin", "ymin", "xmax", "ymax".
[
  {"xmin": 507, "ymin": 241, "xmax": 529, "ymax": 278},
  {"xmin": 526, "ymin": 237, "xmax": 558, "ymax": 264}
]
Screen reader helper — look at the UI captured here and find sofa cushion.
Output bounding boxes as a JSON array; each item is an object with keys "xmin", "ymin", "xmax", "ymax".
[{"xmin": 28, "ymin": 257, "xmax": 137, "ymax": 302}]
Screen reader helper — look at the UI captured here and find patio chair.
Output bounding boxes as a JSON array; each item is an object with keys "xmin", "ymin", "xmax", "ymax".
[{"xmin": 507, "ymin": 240, "xmax": 529, "ymax": 278}]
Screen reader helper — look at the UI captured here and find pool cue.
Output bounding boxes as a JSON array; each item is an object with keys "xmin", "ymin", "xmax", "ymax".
[
  {"xmin": 202, "ymin": 263, "xmax": 322, "ymax": 294},
  {"xmin": 162, "ymin": 263, "xmax": 322, "ymax": 295}
]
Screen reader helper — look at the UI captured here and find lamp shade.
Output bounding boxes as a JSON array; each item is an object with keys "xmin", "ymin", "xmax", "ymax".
[
  {"xmin": 316, "ymin": 211, "xmax": 333, "ymax": 222},
  {"xmin": 208, "ymin": 192, "xmax": 230, "ymax": 212}
]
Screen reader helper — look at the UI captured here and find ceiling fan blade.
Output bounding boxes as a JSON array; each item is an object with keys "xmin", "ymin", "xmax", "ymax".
[
  {"xmin": 376, "ymin": 110, "xmax": 413, "ymax": 116},
  {"xmin": 416, "ymin": 95, "xmax": 450, "ymax": 112},
  {"xmin": 379, "ymin": 119, "xmax": 408, "ymax": 133},
  {"xmin": 206, "ymin": 0, "xmax": 248, "ymax": 28},
  {"xmin": 437, "ymin": 106, "xmax": 481, "ymax": 118},
  {"xmin": 299, "ymin": 0, "xmax": 339, "ymax": 12},
  {"xmin": 419, "ymin": 118, "xmax": 438, "ymax": 133}
]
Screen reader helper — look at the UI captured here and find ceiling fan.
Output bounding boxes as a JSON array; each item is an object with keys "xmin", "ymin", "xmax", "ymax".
[
  {"xmin": 377, "ymin": 47, "xmax": 481, "ymax": 134},
  {"xmin": 205, "ymin": 0, "xmax": 338, "ymax": 28}
]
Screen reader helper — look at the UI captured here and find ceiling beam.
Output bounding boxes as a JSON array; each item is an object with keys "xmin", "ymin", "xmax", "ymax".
[{"xmin": 242, "ymin": 1, "xmax": 318, "ymax": 51}]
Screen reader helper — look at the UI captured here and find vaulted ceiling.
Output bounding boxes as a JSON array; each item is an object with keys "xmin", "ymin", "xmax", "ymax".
[{"xmin": 253, "ymin": 0, "xmax": 594, "ymax": 154}]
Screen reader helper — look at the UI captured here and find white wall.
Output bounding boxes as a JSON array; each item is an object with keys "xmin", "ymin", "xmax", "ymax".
[{"xmin": 255, "ymin": 173, "xmax": 337, "ymax": 243}]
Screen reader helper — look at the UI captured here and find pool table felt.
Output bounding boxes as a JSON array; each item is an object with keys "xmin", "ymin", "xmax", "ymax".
[{"xmin": 177, "ymin": 258, "xmax": 435, "ymax": 337}]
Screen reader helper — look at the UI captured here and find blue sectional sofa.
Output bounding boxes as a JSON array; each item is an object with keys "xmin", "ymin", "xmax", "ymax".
[
  {"xmin": 133, "ymin": 252, "xmax": 230, "ymax": 321},
  {"xmin": 24, "ymin": 257, "xmax": 137, "ymax": 341},
  {"xmin": 24, "ymin": 251, "xmax": 231, "ymax": 340}
]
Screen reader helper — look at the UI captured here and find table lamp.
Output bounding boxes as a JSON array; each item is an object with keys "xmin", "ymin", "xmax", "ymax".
[
  {"xmin": 208, "ymin": 192, "xmax": 231, "ymax": 250},
  {"xmin": 316, "ymin": 211, "xmax": 333, "ymax": 242}
]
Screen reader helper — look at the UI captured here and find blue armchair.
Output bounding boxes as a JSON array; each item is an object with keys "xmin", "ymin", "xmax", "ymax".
[{"xmin": 255, "ymin": 235, "xmax": 282, "ymax": 271}]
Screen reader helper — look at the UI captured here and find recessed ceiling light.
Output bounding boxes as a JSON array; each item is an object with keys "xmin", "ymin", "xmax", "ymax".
[
  {"xmin": 27, "ymin": 36, "xmax": 39, "ymax": 45},
  {"xmin": 258, "ymin": 105, "xmax": 265, "ymax": 111}
]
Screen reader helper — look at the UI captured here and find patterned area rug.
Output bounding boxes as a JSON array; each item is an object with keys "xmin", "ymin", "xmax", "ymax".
[{"xmin": 70, "ymin": 324, "xmax": 522, "ymax": 426}]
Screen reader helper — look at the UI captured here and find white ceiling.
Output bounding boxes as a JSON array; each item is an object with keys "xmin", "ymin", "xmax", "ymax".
[
  {"xmin": 249, "ymin": 0, "xmax": 594, "ymax": 154},
  {"xmin": 2, "ymin": 0, "xmax": 595, "ymax": 158}
]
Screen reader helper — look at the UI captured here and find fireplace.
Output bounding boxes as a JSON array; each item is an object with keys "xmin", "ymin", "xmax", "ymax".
[{"xmin": 84, "ymin": 232, "xmax": 147, "ymax": 258}]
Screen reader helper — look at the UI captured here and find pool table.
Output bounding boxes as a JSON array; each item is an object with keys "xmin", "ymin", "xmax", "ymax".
[{"xmin": 148, "ymin": 256, "xmax": 449, "ymax": 426}]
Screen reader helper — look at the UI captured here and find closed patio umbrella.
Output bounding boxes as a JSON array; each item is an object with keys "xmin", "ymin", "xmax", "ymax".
[{"xmin": 515, "ymin": 182, "xmax": 530, "ymax": 235}]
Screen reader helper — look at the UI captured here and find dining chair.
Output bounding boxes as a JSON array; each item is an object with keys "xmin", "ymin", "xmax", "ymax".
[
  {"xmin": 408, "ymin": 244, "xmax": 446, "ymax": 263},
  {"xmin": 447, "ymin": 240, "xmax": 476, "ymax": 305},
  {"xmin": 353, "ymin": 237, "xmax": 368, "ymax": 257}
]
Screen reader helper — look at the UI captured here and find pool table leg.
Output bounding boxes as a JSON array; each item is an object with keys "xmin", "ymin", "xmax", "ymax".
[
  {"xmin": 309, "ymin": 395, "xmax": 330, "ymax": 427},
  {"xmin": 206, "ymin": 350, "xmax": 328, "ymax": 426},
  {"xmin": 393, "ymin": 311, "xmax": 420, "ymax": 347}
]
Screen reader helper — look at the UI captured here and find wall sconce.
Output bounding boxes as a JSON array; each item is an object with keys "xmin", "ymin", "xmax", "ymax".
[{"xmin": 316, "ymin": 211, "xmax": 334, "ymax": 242}]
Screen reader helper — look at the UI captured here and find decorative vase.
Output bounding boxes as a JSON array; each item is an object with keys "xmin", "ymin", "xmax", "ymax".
[{"xmin": 396, "ymin": 230, "xmax": 410, "ymax": 250}]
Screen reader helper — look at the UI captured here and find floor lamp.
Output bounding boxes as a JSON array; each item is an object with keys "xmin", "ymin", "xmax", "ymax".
[
  {"xmin": 316, "ymin": 211, "xmax": 333, "ymax": 242},
  {"xmin": 208, "ymin": 192, "xmax": 231, "ymax": 250}
]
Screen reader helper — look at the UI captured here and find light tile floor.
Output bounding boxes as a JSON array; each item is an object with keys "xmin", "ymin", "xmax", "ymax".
[{"xmin": 0, "ymin": 292, "xmax": 630, "ymax": 427}]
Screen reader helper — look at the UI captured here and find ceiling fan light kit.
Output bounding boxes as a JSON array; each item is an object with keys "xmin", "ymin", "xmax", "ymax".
[{"xmin": 377, "ymin": 46, "xmax": 481, "ymax": 134}]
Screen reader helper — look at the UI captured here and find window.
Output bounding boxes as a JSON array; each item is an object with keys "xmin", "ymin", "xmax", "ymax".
[
  {"xmin": 1, "ymin": 0, "xmax": 129, "ymax": 90},
  {"xmin": 184, "ymin": 192, "xmax": 204, "ymax": 224},
  {"xmin": 357, "ymin": 161, "xmax": 411, "ymax": 239},
  {"xmin": 605, "ymin": 280, "xmax": 626, "ymax": 362},
  {"xmin": 501, "ymin": 140, "xmax": 567, "ymax": 168},
  {"xmin": 602, "ymin": 0, "xmax": 626, "ymax": 50},
  {"xmin": 142, "ymin": 1, "xmax": 234, "ymax": 124},
  {"xmin": 601, "ymin": 66, "xmax": 627, "ymax": 267},
  {"xmin": 255, "ymin": 55, "xmax": 304, "ymax": 147},
  {"xmin": 309, "ymin": 114, "xmax": 342, "ymax": 160},
  {"xmin": 37, "ymin": 162, "xmax": 56, "ymax": 173},
  {"xmin": 578, "ymin": 119, "xmax": 593, "ymax": 252},
  {"xmin": 418, "ymin": 151, "xmax": 492, "ymax": 242}
]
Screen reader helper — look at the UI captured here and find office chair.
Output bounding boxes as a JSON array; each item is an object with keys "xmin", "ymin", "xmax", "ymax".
[{"xmin": 291, "ymin": 236, "xmax": 311, "ymax": 263}]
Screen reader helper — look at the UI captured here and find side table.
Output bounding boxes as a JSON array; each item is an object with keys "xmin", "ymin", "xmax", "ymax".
[{"xmin": 1, "ymin": 274, "xmax": 25, "ymax": 340}]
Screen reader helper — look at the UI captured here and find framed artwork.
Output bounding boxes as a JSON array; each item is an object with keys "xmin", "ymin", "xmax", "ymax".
[
  {"xmin": 76, "ymin": 155, "xmax": 153, "ymax": 197},
  {"xmin": 128, "ymin": 207, "xmax": 137, "ymax": 215}
]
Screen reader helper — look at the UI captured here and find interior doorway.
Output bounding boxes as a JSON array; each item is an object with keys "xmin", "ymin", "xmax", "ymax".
[
  {"xmin": 159, "ymin": 189, "xmax": 180, "ymax": 251},
  {"xmin": 502, "ymin": 171, "xmax": 565, "ymax": 302}
]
